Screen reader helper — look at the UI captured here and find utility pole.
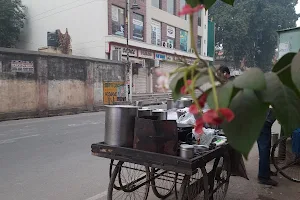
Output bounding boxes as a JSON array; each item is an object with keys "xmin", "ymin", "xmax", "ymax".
[{"xmin": 125, "ymin": 0, "xmax": 139, "ymax": 103}]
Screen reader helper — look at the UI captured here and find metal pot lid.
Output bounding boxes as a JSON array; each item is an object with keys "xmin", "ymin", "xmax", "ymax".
[
  {"xmin": 152, "ymin": 109, "xmax": 167, "ymax": 112},
  {"xmin": 180, "ymin": 144, "xmax": 194, "ymax": 149},
  {"xmin": 105, "ymin": 105, "xmax": 138, "ymax": 108}
]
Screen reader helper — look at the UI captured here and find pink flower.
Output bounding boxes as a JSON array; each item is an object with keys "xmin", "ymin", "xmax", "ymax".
[
  {"xmin": 155, "ymin": 69, "xmax": 169, "ymax": 91},
  {"xmin": 218, "ymin": 108, "xmax": 235, "ymax": 122},
  {"xmin": 155, "ymin": 68, "xmax": 166, "ymax": 76},
  {"xmin": 178, "ymin": 4, "xmax": 205, "ymax": 16},
  {"xmin": 198, "ymin": 93, "xmax": 207, "ymax": 108},
  {"xmin": 189, "ymin": 93, "xmax": 208, "ymax": 115},
  {"xmin": 180, "ymin": 80, "xmax": 192, "ymax": 94},
  {"xmin": 194, "ymin": 118, "xmax": 204, "ymax": 134},
  {"xmin": 202, "ymin": 108, "xmax": 235, "ymax": 125},
  {"xmin": 189, "ymin": 104, "xmax": 198, "ymax": 114}
]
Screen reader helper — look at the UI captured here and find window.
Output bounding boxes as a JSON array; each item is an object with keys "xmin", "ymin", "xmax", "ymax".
[
  {"xmin": 167, "ymin": 0, "xmax": 175, "ymax": 15},
  {"xmin": 179, "ymin": 0, "xmax": 187, "ymax": 20},
  {"xmin": 133, "ymin": 13, "xmax": 144, "ymax": 41},
  {"xmin": 167, "ymin": 25, "xmax": 176, "ymax": 48},
  {"xmin": 151, "ymin": 20, "xmax": 161, "ymax": 46},
  {"xmin": 111, "ymin": 5, "xmax": 125, "ymax": 37},
  {"xmin": 180, "ymin": 30, "xmax": 188, "ymax": 52},
  {"xmin": 152, "ymin": 0, "xmax": 161, "ymax": 9},
  {"xmin": 197, "ymin": 36, "xmax": 202, "ymax": 54},
  {"xmin": 198, "ymin": 11, "xmax": 201, "ymax": 26}
]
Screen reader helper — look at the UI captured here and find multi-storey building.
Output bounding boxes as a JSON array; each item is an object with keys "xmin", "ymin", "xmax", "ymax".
[{"xmin": 18, "ymin": 0, "xmax": 214, "ymax": 94}]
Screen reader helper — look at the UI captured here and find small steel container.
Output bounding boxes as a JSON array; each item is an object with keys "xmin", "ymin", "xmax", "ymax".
[
  {"xmin": 152, "ymin": 109, "xmax": 168, "ymax": 120},
  {"xmin": 175, "ymin": 98, "xmax": 193, "ymax": 109},
  {"xmin": 167, "ymin": 99, "xmax": 176, "ymax": 110},
  {"xmin": 180, "ymin": 144, "xmax": 194, "ymax": 159}
]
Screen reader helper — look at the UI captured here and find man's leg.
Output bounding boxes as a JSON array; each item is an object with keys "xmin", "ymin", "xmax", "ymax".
[{"xmin": 257, "ymin": 122, "xmax": 278, "ymax": 186}]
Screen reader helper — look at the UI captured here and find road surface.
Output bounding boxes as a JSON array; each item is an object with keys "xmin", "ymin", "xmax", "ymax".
[{"xmin": 0, "ymin": 105, "xmax": 166, "ymax": 200}]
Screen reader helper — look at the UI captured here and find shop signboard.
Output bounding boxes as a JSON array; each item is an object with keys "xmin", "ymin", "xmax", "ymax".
[
  {"xmin": 111, "ymin": 45, "xmax": 137, "ymax": 57},
  {"xmin": 11, "ymin": 60, "xmax": 34, "ymax": 73},
  {"xmin": 138, "ymin": 49, "xmax": 154, "ymax": 59},
  {"xmin": 103, "ymin": 81, "xmax": 126, "ymax": 104},
  {"xmin": 167, "ymin": 25, "xmax": 175, "ymax": 38},
  {"xmin": 155, "ymin": 53, "xmax": 166, "ymax": 60}
]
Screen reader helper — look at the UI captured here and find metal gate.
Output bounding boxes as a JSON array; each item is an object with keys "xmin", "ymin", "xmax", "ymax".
[{"xmin": 133, "ymin": 67, "xmax": 147, "ymax": 93}]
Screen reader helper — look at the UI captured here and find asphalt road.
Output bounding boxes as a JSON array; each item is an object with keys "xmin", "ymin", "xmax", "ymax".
[
  {"xmin": 0, "ymin": 105, "xmax": 166, "ymax": 200},
  {"xmin": 0, "ymin": 111, "xmax": 111, "ymax": 200}
]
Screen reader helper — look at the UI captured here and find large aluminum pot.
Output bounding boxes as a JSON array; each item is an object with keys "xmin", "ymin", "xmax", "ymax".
[
  {"xmin": 152, "ymin": 109, "xmax": 168, "ymax": 120},
  {"xmin": 104, "ymin": 105, "xmax": 138, "ymax": 147},
  {"xmin": 175, "ymin": 98, "xmax": 193, "ymax": 109}
]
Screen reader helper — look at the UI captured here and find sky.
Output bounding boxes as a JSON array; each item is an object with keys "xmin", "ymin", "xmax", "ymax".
[{"xmin": 297, "ymin": 0, "xmax": 300, "ymax": 26}]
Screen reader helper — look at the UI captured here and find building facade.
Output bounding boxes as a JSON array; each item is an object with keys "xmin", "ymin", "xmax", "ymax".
[
  {"xmin": 277, "ymin": 27, "xmax": 300, "ymax": 60},
  {"xmin": 18, "ymin": 0, "xmax": 214, "ymax": 94}
]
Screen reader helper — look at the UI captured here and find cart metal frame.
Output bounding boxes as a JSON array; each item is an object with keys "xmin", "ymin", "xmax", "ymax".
[{"xmin": 91, "ymin": 142, "xmax": 231, "ymax": 200}]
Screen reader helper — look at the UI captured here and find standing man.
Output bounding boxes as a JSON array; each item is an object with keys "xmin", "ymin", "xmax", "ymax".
[
  {"xmin": 218, "ymin": 65, "xmax": 235, "ymax": 80},
  {"xmin": 257, "ymin": 107, "xmax": 278, "ymax": 186}
]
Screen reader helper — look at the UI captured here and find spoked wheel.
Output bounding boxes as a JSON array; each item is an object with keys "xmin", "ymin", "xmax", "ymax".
[
  {"xmin": 150, "ymin": 168, "xmax": 177, "ymax": 199},
  {"xmin": 107, "ymin": 161, "xmax": 150, "ymax": 200},
  {"xmin": 109, "ymin": 159, "xmax": 121, "ymax": 190},
  {"xmin": 271, "ymin": 137, "xmax": 300, "ymax": 183},
  {"xmin": 209, "ymin": 153, "xmax": 231, "ymax": 200},
  {"xmin": 178, "ymin": 167, "xmax": 209, "ymax": 200}
]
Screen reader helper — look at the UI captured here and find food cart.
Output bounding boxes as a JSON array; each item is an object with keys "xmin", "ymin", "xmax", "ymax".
[{"xmin": 91, "ymin": 103, "xmax": 247, "ymax": 200}]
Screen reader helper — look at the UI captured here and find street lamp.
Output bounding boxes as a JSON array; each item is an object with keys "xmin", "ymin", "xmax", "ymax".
[{"xmin": 125, "ymin": 0, "xmax": 140, "ymax": 103}]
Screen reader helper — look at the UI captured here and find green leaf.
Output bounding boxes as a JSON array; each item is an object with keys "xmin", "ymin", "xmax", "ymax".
[
  {"xmin": 272, "ymin": 52, "xmax": 296, "ymax": 72},
  {"xmin": 221, "ymin": 0, "xmax": 235, "ymax": 6},
  {"xmin": 258, "ymin": 72, "xmax": 300, "ymax": 136},
  {"xmin": 201, "ymin": 0, "xmax": 217, "ymax": 9},
  {"xmin": 223, "ymin": 89, "xmax": 269, "ymax": 158},
  {"xmin": 186, "ymin": 0, "xmax": 200, "ymax": 7},
  {"xmin": 195, "ymin": 75, "xmax": 210, "ymax": 88},
  {"xmin": 207, "ymin": 81, "xmax": 233, "ymax": 109},
  {"xmin": 169, "ymin": 72, "xmax": 185, "ymax": 101},
  {"xmin": 230, "ymin": 87, "xmax": 240, "ymax": 101},
  {"xmin": 272, "ymin": 52, "xmax": 300, "ymax": 97},
  {"xmin": 291, "ymin": 52, "xmax": 300, "ymax": 94},
  {"xmin": 233, "ymin": 68, "xmax": 266, "ymax": 90}
]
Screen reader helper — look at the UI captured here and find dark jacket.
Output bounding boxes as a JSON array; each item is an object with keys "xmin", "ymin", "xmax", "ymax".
[{"xmin": 266, "ymin": 108, "xmax": 276, "ymax": 124}]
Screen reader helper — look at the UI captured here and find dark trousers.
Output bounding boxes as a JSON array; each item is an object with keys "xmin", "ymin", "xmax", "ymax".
[{"xmin": 257, "ymin": 121, "xmax": 273, "ymax": 179}]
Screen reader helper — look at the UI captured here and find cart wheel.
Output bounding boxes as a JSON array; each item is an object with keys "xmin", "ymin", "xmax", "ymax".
[
  {"xmin": 178, "ymin": 167, "xmax": 209, "ymax": 200},
  {"xmin": 271, "ymin": 137, "xmax": 300, "ymax": 182},
  {"xmin": 150, "ymin": 168, "xmax": 177, "ymax": 199},
  {"xmin": 210, "ymin": 154, "xmax": 231, "ymax": 200},
  {"xmin": 108, "ymin": 161, "xmax": 150, "ymax": 200},
  {"xmin": 109, "ymin": 159, "xmax": 121, "ymax": 190}
]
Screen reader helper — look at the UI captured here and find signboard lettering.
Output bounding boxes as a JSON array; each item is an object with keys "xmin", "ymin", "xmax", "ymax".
[
  {"xmin": 103, "ymin": 81, "xmax": 126, "ymax": 104},
  {"xmin": 111, "ymin": 45, "xmax": 137, "ymax": 57},
  {"xmin": 167, "ymin": 25, "xmax": 175, "ymax": 38},
  {"xmin": 155, "ymin": 53, "xmax": 166, "ymax": 60},
  {"xmin": 11, "ymin": 60, "xmax": 34, "ymax": 73},
  {"xmin": 138, "ymin": 49, "xmax": 154, "ymax": 59}
]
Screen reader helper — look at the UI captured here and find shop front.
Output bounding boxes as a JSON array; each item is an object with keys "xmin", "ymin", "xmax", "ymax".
[{"xmin": 109, "ymin": 43, "xmax": 198, "ymax": 95}]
